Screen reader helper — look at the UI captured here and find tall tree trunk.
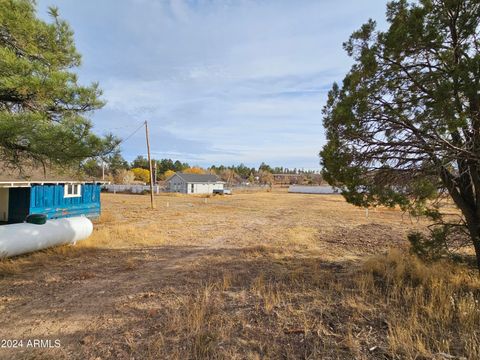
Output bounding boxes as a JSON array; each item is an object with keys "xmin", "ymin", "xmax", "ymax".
[
  {"xmin": 473, "ymin": 238, "xmax": 480, "ymax": 272},
  {"xmin": 455, "ymin": 210, "xmax": 480, "ymax": 272},
  {"xmin": 439, "ymin": 167, "xmax": 480, "ymax": 271},
  {"xmin": 467, "ymin": 221, "xmax": 480, "ymax": 272}
]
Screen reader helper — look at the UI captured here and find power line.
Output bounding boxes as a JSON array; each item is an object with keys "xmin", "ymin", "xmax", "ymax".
[{"xmin": 117, "ymin": 121, "xmax": 145, "ymax": 146}]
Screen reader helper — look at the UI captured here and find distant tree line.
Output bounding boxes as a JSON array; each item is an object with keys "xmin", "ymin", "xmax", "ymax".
[{"xmin": 81, "ymin": 151, "xmax": 323, "ymax": 186}]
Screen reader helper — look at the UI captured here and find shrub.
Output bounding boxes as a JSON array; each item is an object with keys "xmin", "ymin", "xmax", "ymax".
[
  {"xmin": 114, "ymin": 169, "xmax": 135, "ymax": 184},
  {"xmin": 408, "ymin": 225, "xmax": 471, "ymax": 261},
  {"xmin": 408, "ymin": 229, "xmax": 448, "ymax": 260},
  {"xmin": 132, "ymin": 167, "xmax": 150, "ymax": 183},
  {"xmin": 183, "ymin": 167, "xmax": 205, "ymax": 174},
  {"xmin": 163, "ymin": 169, "xmax": 175, "ymax": 179}
]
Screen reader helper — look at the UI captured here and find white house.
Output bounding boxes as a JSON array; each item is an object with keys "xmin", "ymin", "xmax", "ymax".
[{"xmin": 166, "ymin": 172, "xmax": 224, "ymax": 194}]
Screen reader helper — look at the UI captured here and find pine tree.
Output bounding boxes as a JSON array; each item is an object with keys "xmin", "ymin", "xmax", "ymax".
[
  {"xmin": 0, "ymin": 0, "xmax": 118, "ymax": 172},
  {"xmin": 321, "ymin": 0, "xmax": 480, "ymax": 269}
]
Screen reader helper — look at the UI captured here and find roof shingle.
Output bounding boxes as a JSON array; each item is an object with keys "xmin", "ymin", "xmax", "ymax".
[{"xmin": 174, "ymin": 172, "xmax": 221, "ymax": 183}]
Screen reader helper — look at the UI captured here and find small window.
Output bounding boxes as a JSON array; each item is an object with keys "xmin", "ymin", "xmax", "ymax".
[{"xmin": 64, "ymin": 184, "xmax": 82, "ymax": 198}]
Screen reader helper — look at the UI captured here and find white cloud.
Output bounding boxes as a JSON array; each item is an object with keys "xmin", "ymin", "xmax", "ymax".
[{"xmin": 37, "ymin": 0, "xmax": 390, "ymax": 168}]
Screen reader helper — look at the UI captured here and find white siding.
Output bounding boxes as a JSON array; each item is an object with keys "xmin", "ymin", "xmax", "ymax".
[
  {"xmin": 212, "ymin": 183, "xmax": 224, "ymax": 192},
  {"xmin": 168, "ymin": 174, "xmax": 187, "ymax": 193},
  {"xmin": 104, "ymin": 185, "xmax": 162, "ymax": 194},
  {"xmin": 188, "ymin": 182, "xmax": 223, "ymax": 194},
  {"xmin": 288, "ymin": 185, "xmax": 337, "ymax": 194},
  {"xmin": 167, "ymin": 174, "xmax": 224, "ymax": 194}
]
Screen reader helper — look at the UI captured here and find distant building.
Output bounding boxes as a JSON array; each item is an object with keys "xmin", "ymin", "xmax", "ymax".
[
  {"xmin": 166, "ymin": 173, "xmax": 224, "ymax": 194},
  {"xmin": 288, "ymin": 185, "xmax": 338, "ymax": 194},
  {"xmin": 0, "ymin": 181, "xmax": 105, "ymax": 223}
]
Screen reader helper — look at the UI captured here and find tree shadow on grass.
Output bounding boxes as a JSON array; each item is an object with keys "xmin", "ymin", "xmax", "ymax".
[{"xmin": 0, "ymin": 244, "xmax": 371, "ymax": 360}]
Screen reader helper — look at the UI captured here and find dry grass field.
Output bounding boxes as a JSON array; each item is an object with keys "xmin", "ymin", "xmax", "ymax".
[{"xmin": 0, "ymin": 190, "xmax": 479, "ymax": 359}]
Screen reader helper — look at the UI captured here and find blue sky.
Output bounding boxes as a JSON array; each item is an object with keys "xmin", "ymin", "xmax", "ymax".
[{"xmin": 37, "ymin": 0, "xmax": 389, "ymax": 169}]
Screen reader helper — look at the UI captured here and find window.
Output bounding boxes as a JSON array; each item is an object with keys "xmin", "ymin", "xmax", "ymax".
[
  {"xmin": 190, "ymin": 184, "xmax": 194, "ymax": 193},
  {"xmin": 64, "ymin": 184, "xmax": 82, "ymax": 198}
]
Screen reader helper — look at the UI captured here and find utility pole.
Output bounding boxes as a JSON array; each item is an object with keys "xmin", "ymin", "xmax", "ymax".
[
  {"xmin": 145, "ymin": 121, "xmax": 155, "ymax": 209},
  {"xmin": 152, "ymin": 159, "xmax": 157, "ymax": 194},
  {"xmin": 102, "ymin": 159, "xmax": 105, "ymax": 181},
  {"xmin": 152, "ymin": 159, "xmax": 156, "ymax": 185}
]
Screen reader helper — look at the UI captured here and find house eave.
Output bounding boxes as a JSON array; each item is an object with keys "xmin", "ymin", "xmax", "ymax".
[
  {"xmin": 185, "ymin": 181, "xmax": 225, "ymax": 184},
  {"xmin": 0, "ymin": 181, "xmax": 109, "ymax": 188}
]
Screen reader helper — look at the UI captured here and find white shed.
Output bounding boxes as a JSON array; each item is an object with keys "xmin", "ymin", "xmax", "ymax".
[{"xmin": 166, "ymin": 173, "xmax": 224, "ymax": 194}]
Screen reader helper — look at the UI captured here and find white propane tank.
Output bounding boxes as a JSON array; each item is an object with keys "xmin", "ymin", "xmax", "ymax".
[{"xmin": 0, "ymin": 216, "xmax": 93, "ymax": 258}]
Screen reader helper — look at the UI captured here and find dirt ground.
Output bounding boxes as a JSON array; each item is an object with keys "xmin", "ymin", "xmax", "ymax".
[{"xmin": 0, "ymin": 190, "xmax": 431, "ymax": 359}]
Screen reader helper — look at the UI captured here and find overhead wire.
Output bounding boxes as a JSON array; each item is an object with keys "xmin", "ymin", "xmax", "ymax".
[{"xmin": 116, "ymin": 121, "xmax": 145, "ymax": 146}]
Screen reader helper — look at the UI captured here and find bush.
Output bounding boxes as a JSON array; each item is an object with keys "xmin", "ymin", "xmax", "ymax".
[
  {"xmin": 114, "ymin": 169, "xmax": 135, "ymax": 184},
  {"xmin": 183, "ymin": 167, "xmax": 206, "ymax": 174},
  {"xmin": 408, "ymin": 224, "xmax": 471, "ymax": 261},
  {"xmin": 163, "ymin": 169, "xmax": 175, "ymax": 179},
  {"xmin": 408, "ymin": 229, "xmax": 449, "ymax": 260},
  {"xmin": 132, "ymin": 168, "xmax": 150, "ymax": 183}
]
